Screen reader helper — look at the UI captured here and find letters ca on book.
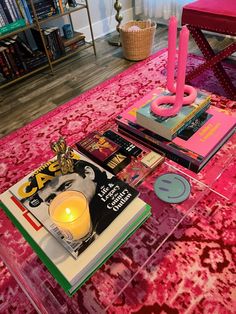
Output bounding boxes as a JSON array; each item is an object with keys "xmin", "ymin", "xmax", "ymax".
[{"xmin": 9, "ymin": 149, "xmax": 139, "ymax": 259}]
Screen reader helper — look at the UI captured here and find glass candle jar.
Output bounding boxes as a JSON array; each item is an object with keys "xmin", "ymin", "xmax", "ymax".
[{"xmin": 49, "ymin": 191, "xmax": 92, "ymax": 241}]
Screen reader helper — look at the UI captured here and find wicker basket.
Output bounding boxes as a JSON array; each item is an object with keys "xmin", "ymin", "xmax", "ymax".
[{"xmin": 120, "ymin": 20, "xmax": 156, "ymax": 61}]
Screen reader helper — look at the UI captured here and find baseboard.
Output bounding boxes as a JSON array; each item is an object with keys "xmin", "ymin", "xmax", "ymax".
[{"xmin": 74, "ymin": 7, "xmax": 134, "ymax": 41}]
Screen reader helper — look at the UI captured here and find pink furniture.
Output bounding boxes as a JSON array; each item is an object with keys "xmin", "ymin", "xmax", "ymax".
[{"xmin": 182, "ymin": 0, "xmax": 236, "ymax": 100}]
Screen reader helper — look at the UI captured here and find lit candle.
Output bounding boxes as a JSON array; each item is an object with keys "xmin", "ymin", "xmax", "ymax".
[
  {"xmin": 167, "ymin": 16, "xmax": 177, "ymax": 93},
  {"xmin": 49, "ymin": 191, "xmax": 92, "ymax": 241}
]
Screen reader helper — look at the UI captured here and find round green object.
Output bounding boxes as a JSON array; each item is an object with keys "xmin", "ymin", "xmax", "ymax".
[{"xmin": 154, "ymin": 173, "xmax": 191, "ymax": 203}]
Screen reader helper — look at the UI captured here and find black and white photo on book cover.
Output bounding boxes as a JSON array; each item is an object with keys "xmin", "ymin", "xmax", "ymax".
[{"xmin": 10, "ymin": 149, "xmax": 139, "ymax": 259}]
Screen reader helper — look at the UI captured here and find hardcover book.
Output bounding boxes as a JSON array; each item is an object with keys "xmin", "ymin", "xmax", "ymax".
[
  {"xmin": 0, "ymin": 148, "xmax": 151, "ymax": 296},
  {"xmin": 134, "ymin": 88, "xmax": 211, "ymax": 140},
  {"xmin": 76, "ymin": 131, "xmax": 131, "ymax": 174},
  {"xmin": 117, "ymin": 105, "xmax": 236, "ymax": 172},
  {"xmin": 62, "ymin": 31, "xmax": 85, "ymax": 47}
]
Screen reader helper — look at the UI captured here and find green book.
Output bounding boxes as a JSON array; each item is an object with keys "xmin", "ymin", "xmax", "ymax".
[{"xmin": 0, "ymin": 19, "xmax": 26, "ymax": 36}]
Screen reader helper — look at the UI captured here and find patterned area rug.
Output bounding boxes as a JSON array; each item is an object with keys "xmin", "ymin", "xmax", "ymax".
[{"xmin": 0, "ymin": 48, "xmax": 235, "ymax": 313}]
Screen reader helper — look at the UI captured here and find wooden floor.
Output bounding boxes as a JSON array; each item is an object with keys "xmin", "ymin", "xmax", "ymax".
[{"xmin": 0, "ymin": 24, "xmax": 234, "ymax": 138}]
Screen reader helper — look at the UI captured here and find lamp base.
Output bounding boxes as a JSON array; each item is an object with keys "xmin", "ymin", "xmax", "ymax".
[{"xmin": 108, "ymin": 33, "xmax": 122, "ymax": 46}]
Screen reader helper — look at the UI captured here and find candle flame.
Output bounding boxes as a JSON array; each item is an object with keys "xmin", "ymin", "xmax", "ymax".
[{"xmin": 65, "ymin": 207, "xmax": 71, "ymax": 215}]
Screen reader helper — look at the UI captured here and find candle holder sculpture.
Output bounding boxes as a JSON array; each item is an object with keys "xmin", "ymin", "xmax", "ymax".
[
  {"xmin": 51, "ymin": 137, "xmax": 74, "ymax": 175},
  {"xmin": 151, "ymin": 16, "xmax": 197, "ymax": 117},
  {"xmin": 108, "ymin": 0, "xmax": 123, "ymax": 46}
]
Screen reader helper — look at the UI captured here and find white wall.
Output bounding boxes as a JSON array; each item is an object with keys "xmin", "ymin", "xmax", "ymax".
[
  {"xmin": 44, "ymin": 0, "xmax": 134, "ymax": 41},
  {"xmin": 72, "ymin": 0, "xmax": 134, "ymax": 40}
]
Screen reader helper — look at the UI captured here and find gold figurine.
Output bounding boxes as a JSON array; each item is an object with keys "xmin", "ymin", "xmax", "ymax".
[{"xmin": 51, "ymin": 137, "xmax": 74, "ymax": 174}]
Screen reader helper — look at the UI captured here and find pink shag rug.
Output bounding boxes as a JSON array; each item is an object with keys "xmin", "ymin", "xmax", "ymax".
[{"xmin": 0, "ymin": 48, "xmax": 236, "ymax": 314}]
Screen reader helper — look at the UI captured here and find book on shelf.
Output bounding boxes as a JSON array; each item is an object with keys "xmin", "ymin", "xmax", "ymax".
[
  {"xmin": 0, "ymin": 18, "xmax": 26, "ymax": 35},
  {"xmin": 31, "ymin": 27, "xmax": 65, "ymax": 60},
  {"xmin": 0, "ymin": 0, "xmax": 34, "ymax": 35},
  {"xmin": 62, "ymin": 31, "xmax": 85, "ymax": 47},
  {"xmin": 0, "ymin": 35, "xmax": 48, "ymax": 80},
  {"xmin": 64, "ymin": 39, "xmax": 86, "ymax": 53},
  {"xmin": 16, "ymin": 0, "xmax": 33, "ymax": 25},
  {"xmin": 28, "ymin": 0, "xmax": 56, "ymax": 20},
  {"xmin": 68, "ymin": 0, "xmax": 77, "ymax": 7},
  {"xmin": 0, "ymin": 148, "xmax": 151, "ymax": 296},
  {"xmin": 135, "ymin": 88, "xmax": 211, "ymax": 140},
  {"xmin": 116, "ymin": 105, "xmax": 236, "ymax": 173}
]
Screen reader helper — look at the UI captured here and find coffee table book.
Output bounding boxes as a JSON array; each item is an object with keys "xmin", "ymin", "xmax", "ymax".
[
  {"xmin": 135, "ymin": 88, "xmax": 210, "ymax": 140},
  {"xmin": 76, "ymin": 131, "xmax": 131, "ymax": 174},
  {"xmin": 0, "ymin": 150, "xmax": 151, "ymax": 296},
  {"xmin": 117, "ymin": 106, "xmax": 236, "ymax": 173}
]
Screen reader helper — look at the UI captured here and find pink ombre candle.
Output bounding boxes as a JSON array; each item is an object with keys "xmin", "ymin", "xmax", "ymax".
[
  {"xmin": 174, "ymin": 25, "xmax": 190, "ymax": 113},
  {"xmin": 167, "ymin": 16, "xmax": 177, "ymax": 92}
]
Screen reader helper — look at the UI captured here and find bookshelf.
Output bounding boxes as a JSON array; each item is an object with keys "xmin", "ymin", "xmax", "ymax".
[{"xmin": 0, "ymin": 0, "xmax": 96, "ymax": 88}]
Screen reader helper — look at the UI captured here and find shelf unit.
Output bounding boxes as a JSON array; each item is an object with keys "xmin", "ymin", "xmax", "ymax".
[{"xmin": 0, "ymin": 0, "xmax": 96, "ymax": 88}]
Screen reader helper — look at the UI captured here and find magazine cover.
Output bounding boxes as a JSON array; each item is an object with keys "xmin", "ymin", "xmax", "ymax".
[{"xmin": 10, "ymin": 149, "xmax": 139, "ymax": 259}]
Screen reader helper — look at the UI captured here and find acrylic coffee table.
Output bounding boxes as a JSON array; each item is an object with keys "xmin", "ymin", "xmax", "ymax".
[{"xmin": 0, "ymin": 124, "xmax": 235, "ymax": 313}]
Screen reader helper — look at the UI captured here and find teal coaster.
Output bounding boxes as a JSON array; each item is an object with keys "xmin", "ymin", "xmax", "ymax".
[{"xmin": 154, "ymin": 173, "xmax": 191, "ymax": 203}]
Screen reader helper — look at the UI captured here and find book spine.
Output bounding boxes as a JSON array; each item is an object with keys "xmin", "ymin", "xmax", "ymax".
[
  {"xmin": 0, "ymin": 19, "xmax": 26, "ymax": 35},
  {"xmin": 0, "ymin": 20, "xmax": 4, "ymax": 28},
  {"xmin": 0, "ymin": 13, "xmax": 6, "ymax": 27},
  {"xmin": 118, "ymin": 125, "xmax": 200, "ymax": 173},
  {"xmin": 8, "ymin": 44, "xmax": 20, "ymax": 76},
  {"xmin": 4, "ymin": 0, "xmax": 16, "ymax": 22},
  {"xmin": 9, "ymin": 0, "xmax": 22, "ymax": 20},
  {"xmin": 0, "ymin": 50, "xmax": 12, "ymax": 78},
  {"xmin": 52, "ymin": 0, "xmax": 60, "ymax": 13},
  {"xmin": 54, "ymin": 28, "xmax": 65, "ymax": 55},
  {"xmin": 0, "ymin": 4, "xmax": 9, "ymax": 25},
  {"xmin": 1, "ymin": 49, "xmax": 14, "ymax": 78},
  {"xmin": 171, "ymin": 95, "xmax": 211, "ymax": 133},
  {"xmin": 20, "ymin": 0, "xmax": 33, "ymax": 24},
  {"xmin": 116, "ymin": 117, "xmax": 203, "ymax": 165},
  {"xmin": 58, "ymin": 0, "xmax": 64, "ymax": 13},
  {"xmin": 172, "ymin": 101, "xmax": 211, "ymax": 138},
  {"xmin": 16, "ymin": 0, "xmax": 29, "ymax": 23},
  {"xmin": 11, "ymin": 39, "xmax": 28, "ymax": 72},
  {"xmin": 1, "ymin": 0, "xmax": 13, "ymax": 23}
]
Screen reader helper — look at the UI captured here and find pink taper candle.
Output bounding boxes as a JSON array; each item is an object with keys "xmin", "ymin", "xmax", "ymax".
[
  {"xmin": 167, "ymin": 16, "xmax": 177, "ymax": 93},
  {"xmin": 174, "ymin": 26, "xmax": 190, "ymax": 113}
]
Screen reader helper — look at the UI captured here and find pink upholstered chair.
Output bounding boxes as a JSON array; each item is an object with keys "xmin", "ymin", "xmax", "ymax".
[{"xmin": 182, "ymin": 0, "xmax": 236, "ymax": 100}]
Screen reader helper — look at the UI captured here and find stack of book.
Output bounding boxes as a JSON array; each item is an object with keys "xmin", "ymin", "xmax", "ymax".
[
  {"xmin": 0, "ymin": 35, "xmax": 47, "ymax": 80},
  {"xmin": 116, "ymin": 88, "xmax": 236, "ymax": 172},
  {"xmin": 28, "ymin": 0, "xmax": 57, "ymax": 20},
  {"xmin": 0, "ymin": 0, "xmax": 79, "ymax": 36},
  {"xmin": 0, "ymin": 148, "xmax": 151, "ymax": 296},
  {"xmin": 62, "ymin": 31, "xmax": 85, "ymax": 53},
  {"xmin": 0, "ymin": 28, "xmax": 86, "ymax": 81},
  {"xmin": 32, "ymin": 26, "xmax": 65, "ymax": 60},
  {"xmin": 0, "ymin": 0, "xmax": 31, "ymax": 35}
]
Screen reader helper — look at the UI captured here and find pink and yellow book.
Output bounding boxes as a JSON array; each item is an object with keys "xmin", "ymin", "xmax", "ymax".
[{"xmin": 173, "ymin": 106, "xmax": 236, "ymax": 158}]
